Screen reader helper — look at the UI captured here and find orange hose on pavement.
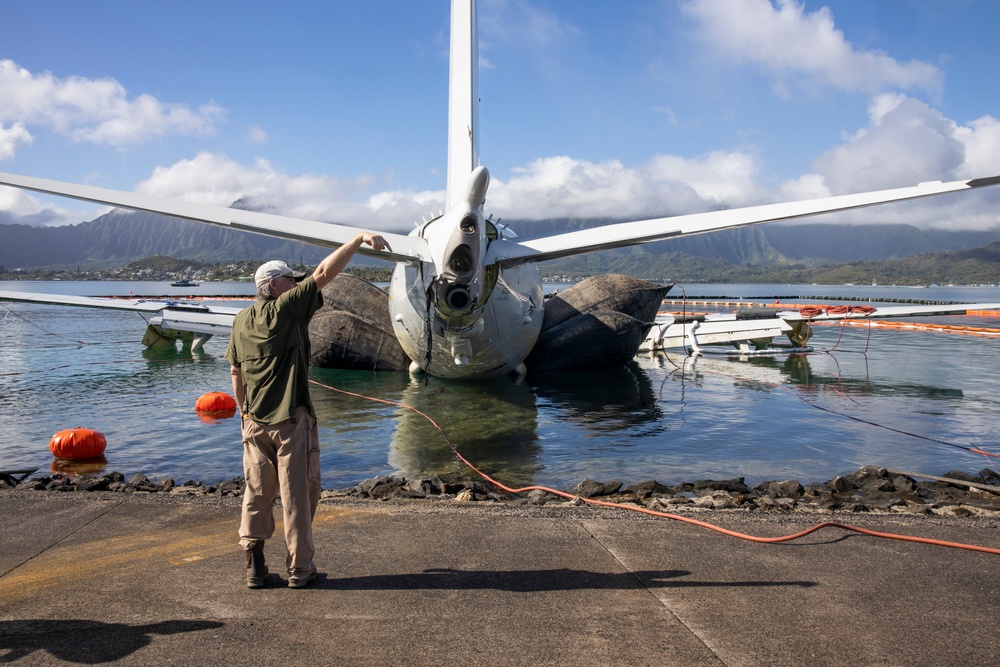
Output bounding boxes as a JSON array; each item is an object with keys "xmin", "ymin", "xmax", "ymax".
[{"xmin": 309, "ymin": 379, "xmax": 1000, "ymax": 557}]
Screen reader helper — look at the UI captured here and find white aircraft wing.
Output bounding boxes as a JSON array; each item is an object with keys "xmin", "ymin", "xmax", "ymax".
[
  {"xmin": 0, "ymin": 290, "xmax": 241, "ymax": 338},
  {"xmin": 487, "ymin": 175, "xmax": 1000, "ymax": 265},
  {"xmin": 0, "ymin": 172, "xmax": 430, "ymax": 265}
]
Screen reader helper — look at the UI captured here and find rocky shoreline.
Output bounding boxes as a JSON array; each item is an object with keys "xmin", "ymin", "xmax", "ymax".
[{"xmin": 2, "ymin": 465, "xmax": 1000, "ymax": 517}]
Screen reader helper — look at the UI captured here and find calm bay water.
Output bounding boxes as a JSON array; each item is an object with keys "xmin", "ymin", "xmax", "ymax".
[{"xmin": 2, "ymin": 279, "xmax": 999, "ymax": 490}]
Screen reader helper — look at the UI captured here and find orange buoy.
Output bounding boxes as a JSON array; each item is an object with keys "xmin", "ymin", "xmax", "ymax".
[
  {"xmin": 49, "ymin": 427, "xmax": 107, "ymax": 460},
  {"xmin": 195, "ymin": 391, "xmax": 238, "ymax": 421},
  {"xmin": 195, "ymin": 391, "xmax": 237, "ymax": 412}
]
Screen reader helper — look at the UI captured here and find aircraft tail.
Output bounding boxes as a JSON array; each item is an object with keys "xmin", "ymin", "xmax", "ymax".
[{"xmin": 446, "ymin": 0, "xmax": 480, "ymax": 210}]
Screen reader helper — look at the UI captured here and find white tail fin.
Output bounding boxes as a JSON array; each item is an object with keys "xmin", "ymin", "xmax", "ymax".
[{"xmin": 446, "ymin": 0, "xmax": 480, "ymax": 210}]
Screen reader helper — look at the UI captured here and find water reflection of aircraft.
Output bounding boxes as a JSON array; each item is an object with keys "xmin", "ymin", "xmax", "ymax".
[
  {"xmin": 529, "ymin": 365, "xmax": 663, "ymax": 433},
  {"xmin": 2, "ymin": 0, "xmax": 1000, "ymax": 380},
  {"xmin": 387, "ymin": 364, "xmax": 672, "ymax": 484},
  {"xmin": 648, "ymin": 352, "xmax": 964, "ymax": 402},
  {"xmin": 388, "ymin": 377, "xmax": 541, "ymax": 484}
]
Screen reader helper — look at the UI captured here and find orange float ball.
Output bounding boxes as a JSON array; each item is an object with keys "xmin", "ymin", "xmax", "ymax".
[
  {"xmin": 195, "ymin": 392, "xmax": 237, "ymax": 413},
  {"xmin": 49, "ymin": 427, "xmax": 107, "ymax": 460}
]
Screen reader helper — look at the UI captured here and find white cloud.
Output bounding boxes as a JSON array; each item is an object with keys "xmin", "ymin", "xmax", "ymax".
[
  {"xmin": 135, "ymin": 152, "xmax": 442, "ymax": 232},
  {"xmin": 0, "ymin": 59, "xmax": 225, "ymax": 155},
  {"xmin": 812, "ymin": 93, "xmax": 1000, "ymax": 193},
  {"xmin": 131, "ymin": 149, "xmax": 768, "ymax": 232},
  {"xmin": 6, "ymin": 91, "xmax": 997, "ymax": 232},
  {"xmin": 681, "ymin": 0, "xmax": 942, "ymax": 95},
  {"xmin": 788, "ymin": 94, "xmax": 1000, "ymax": 229},
  {"xmin": 486, "ymin": 151, "xmax": 766, "ymax": 221},
  {"xmin": 814, "ymin": 94, "xmax": 965, "ymax": 193},
  {"xmin": 954, "ymin": 115, "xmax": 1000, "ymax": 179},
  {"xmin": 0, "ymin": 183, "xmax": 80, "ymax": 227},
  {"xmin": 0, "ymin": 121, "xmax": 32, "ymax": 160}
]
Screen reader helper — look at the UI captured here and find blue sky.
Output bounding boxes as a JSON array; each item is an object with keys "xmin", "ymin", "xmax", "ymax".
[{"xmin": 2, "ymin": 0, "xmax": 999, "ymax": 233}]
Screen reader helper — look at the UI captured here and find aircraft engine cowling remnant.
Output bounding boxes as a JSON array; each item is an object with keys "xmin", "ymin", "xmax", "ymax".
[
  {"xmin": 309, "ymin": 274, "xmax": 410, "ymax": 371},
  {"xmin": 525, "ymin": 275, "xmax": 671, "ymax": 373}
]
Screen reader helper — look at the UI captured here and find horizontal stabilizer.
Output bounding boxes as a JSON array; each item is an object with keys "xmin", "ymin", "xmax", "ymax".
[
  {"xmin": 0, "ymin": 290, "xmax": 240, "ymax": 337},
  {"xmin": 487, "ymin": 176, "xmax": 1000, "ymax": 266},
  {"xmin": 0, "ymin": 172, "xmax": 431, "ymax": 265}
]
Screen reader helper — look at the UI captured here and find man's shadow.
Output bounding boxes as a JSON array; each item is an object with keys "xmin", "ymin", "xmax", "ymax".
[
  {"xmin": 302, "ymin": 568, "xmax": 817, "ymax": 592},
  {"xmin": 0, "ymin": 619, "xmax": 224, "ymax": 664}
]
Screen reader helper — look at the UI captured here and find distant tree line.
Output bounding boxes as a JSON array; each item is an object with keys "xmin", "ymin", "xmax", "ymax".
[{"xmin": 2, "ymin": 244, "xmax": 998, "ymax": 286}]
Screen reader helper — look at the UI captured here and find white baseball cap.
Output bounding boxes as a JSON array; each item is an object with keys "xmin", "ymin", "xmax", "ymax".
[{"xmin": 254, "ymin": 260, "xmax": 306, "ymax": 289}]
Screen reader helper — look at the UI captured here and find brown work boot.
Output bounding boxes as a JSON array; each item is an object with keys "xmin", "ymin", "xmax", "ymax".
[
  {"xmin": 245, "ymin": 541, "xmax": 268, "ymax": 589},
  {"xmin": 288, "ymin": 570, "xmax": 317, "ymax": 589}
]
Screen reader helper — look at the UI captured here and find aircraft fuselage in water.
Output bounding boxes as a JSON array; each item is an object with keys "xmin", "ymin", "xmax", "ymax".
[{"xmin": 389, "ymin": 166, "xmax": 544, "ymax": 378}]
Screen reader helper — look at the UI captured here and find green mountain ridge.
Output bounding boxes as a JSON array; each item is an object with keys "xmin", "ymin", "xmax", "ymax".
[{"xmin": 2, "ymin": 209, "xmax": 999, "ymax": 284}]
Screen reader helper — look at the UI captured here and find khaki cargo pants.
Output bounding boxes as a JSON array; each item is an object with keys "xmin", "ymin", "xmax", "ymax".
[{"xmin": 239, "ymin": 405, "xmax": 321, "ymax": 578}]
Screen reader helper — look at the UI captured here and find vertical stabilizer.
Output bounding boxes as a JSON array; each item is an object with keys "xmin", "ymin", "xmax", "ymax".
[{"xmin": 446, "ymin": 0, "xmax": 480, "ymax": 210}]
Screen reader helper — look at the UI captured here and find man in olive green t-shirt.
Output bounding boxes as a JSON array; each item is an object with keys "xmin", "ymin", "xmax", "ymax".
[{"xmin": 227, "ymin": 232, "xmax": 391, "ymax": 589}]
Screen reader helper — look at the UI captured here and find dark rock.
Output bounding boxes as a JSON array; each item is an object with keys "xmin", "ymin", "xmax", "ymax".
[
  {"xmin": 758, "ymin": 480, "xmax": 804, "ymax": 498},
  {"xmin": 829, "ymin": 475, "xmax": 855, "ymax": 493},
  {"xmin": 711, "ymin": 495, "xmax": 739, "ymax": 510},
  {"xmin": 942, "ymin": 470, "xmax": 978, "ymax": 483},
  {"xmin": 976, "ymin": 468, "xmax": 1000, "ymax": 485},
  {"xmin": 527, "ymin": 489, "xmax": 549, "ymax": 506},
  {"xmin": 845, "ymin": 466, "xmax": 889, "ymax": 489},
  {"xmin": 45, "ymin": 476, "xmax": 71, "ymax": 491},
  {"xmin": 357, "ymin": 476, "xmax": 405, "ymax": 499},
  {"xmin": 623, "ymin": 480, "xmax": 670, "ymax": 499},
  {"xmin": 158, "ymin": 478, "xmax": 176, "ymax": 492},
  {"xmin": 803, "ymin": 484, "xmax": 828, "ymax": 497},
  {"xmin": 216, "ymin": 478, "xmax": 244, "ymax": 496},
  {"xmin": 952, "ymin": 497, "xmax": 1000, "ymax": 511},
  {"xmin": 415, "ymin": 475, "xmax": 447, "ymax": 496},
  {"xmin": 866, "ymin": 478, "xmax": 895, "ymax": 493},
  {"xmin": 891, "ymin": 475, "xmax": 917, "ymax": 493},
  {"xmin": 816, "ymin": 494, "xmax": 842, "ymax": 511},
  {"xmin": 74, "ymin": 476, "xmax": 104, "ymax": 492},
  {"xmin": 865, "ymin": 498, "xmax": 907, "ymax": 511},
  {"xmin": 574, "ymin": 479, "xmax": 623, "ymax": 498},
  {"xmin": 692, "ymin": 478, "xmax": 751, "ymax": 494}
]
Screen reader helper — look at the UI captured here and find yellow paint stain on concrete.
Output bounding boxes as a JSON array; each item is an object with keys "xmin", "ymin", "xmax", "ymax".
[{"xmin": 0, "ymin": 503, "xmax": 380, "ymax": 604}]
